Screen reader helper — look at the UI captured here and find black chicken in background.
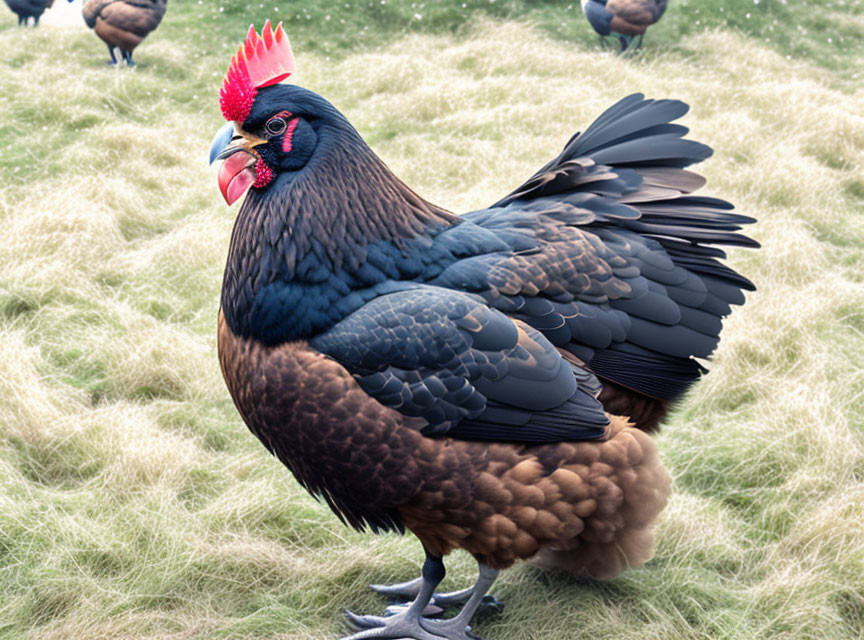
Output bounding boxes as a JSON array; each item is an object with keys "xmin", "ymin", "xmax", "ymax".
[{"xmin": 4, "ymin": 0, "xmax": 54, "ymax": 26}]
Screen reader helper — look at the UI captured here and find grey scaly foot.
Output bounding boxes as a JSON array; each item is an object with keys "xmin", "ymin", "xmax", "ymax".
[
  {"xmin": 420, "ymin": 609, "xmax": 492, "ymax": 640},
  {"xmin": 372, "ymin": 578, "xmax": 473, "ymax": 608},
  {"xmin": 383, "ymin": 602, "xmax": 445, "ymax": 617},
  {"xmin": 419, "ymin": 564, "xmax": 500, "ymax": 640},
  {"xmin": 370, "ymin": 577, "xmax": 424, "ymax": 601},
  {"xmin": 371, "ymin": 579, "xmax": 502, "ymax": 613},
  {"xmin": 340, "ymin": 608, "xmax": 446, "ymax": 640},
  {"xmin": 382, "ymin": 596, "xmax": 502, "ymax": 620},
  {"xmin": 341, "ymin": 551, "xmax": 449, "ymax": 640},
  {"xmin": 343, "ymin": 609, "xmax": 485, "ymax": 640},
  {"xmin": 421, "ymin": 620, "xmax": 481, "ymax": 640}
]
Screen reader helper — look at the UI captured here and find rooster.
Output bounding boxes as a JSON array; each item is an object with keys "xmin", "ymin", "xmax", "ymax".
[
  {"xmin": 581, "ymin": 0, "xmax": 668, "ymax": 51},
  {"xmin": 4, "ymin": 0, "xmax": 53, "ymax": 26},
  {"xmin": 80, "ymin": 0, "xmax": 166, "ymax": 66},
  {"xmin": 209, "ymin": 22, "xmax": 756, "ymax": 640}
]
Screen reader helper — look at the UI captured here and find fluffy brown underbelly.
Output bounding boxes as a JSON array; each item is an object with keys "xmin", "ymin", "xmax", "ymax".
[
  {"xmin": 217, "ymin": 311, "xmax": 670, "ymax": 576},
  {"xmin": 94, "ymin": 19, "xmax": 143, "ymax": 51}
]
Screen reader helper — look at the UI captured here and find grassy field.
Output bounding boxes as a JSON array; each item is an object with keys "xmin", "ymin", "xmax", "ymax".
[{"xmin": 1, "ymin": 1, "xmax": 863, "ymax": 639}]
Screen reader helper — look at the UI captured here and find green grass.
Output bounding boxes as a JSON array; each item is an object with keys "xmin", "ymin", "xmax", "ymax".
[{"xmin": 1, "ymin": 1, "xmax": 863, "ymax": 639}]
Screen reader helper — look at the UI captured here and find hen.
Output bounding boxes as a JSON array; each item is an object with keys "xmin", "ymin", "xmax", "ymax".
[
  {"xmin": 80, "ymin": 0, "xmax": 166, "ymax": 66},
  {"xmin": 4, "ymin": 0, "xmax": 53, "ymax": 26},
  {"xmin": 209, "ymin": 23, "xmax": 756, "ymax": 640},
  {"xmin": 581, "ymin": 0, "xmax": 668, "ymax": 51}
]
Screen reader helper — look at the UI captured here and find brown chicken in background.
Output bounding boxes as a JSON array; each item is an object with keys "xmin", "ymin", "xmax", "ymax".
[
  {"xmin": 581, "ymin": 0, "xmax": 668, "ymax": 51},
  {"xmin": 81, "ymin": 0, "xmax": 166, "ymax": 66}
]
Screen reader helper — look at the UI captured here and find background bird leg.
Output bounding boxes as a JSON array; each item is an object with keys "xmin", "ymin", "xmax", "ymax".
[
  {"xmin": 122, "ymin": 50, "xmax": 135, "ymax": 67},
  {"xmin": 106, "ymin": 44, "xmax": 118, "ymax": 66},
  {"xmin": 618, "ymin": 34, "xmax": 630, "ymax": 51}
]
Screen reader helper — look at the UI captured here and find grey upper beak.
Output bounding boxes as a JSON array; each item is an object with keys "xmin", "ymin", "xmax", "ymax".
[{"xmin": 209, "ymin": 121, "xmax": 236, "ymax": 165}]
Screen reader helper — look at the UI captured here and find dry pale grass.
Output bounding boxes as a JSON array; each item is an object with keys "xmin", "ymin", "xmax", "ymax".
[{"xmin": 0, "ymin": 11, "xmax": 862, "ymax": 640}]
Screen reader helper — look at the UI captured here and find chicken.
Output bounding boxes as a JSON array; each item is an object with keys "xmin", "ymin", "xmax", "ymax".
[
  {"xmin": 581, "ymin": 0, "xmax": 668, "ymax": 51},
  {"xmin": 209, "ymin": 22, "xmax": 756, "ymax": 640},
  {"xmin": 4, "ymin": 0, "xmax": 53, "ymax": 26},
  {"xmin": 81, "ymin": 0, "xmax": 166, "ymax": 66}
]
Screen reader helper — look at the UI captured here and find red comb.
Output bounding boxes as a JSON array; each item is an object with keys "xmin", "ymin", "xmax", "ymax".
[{"xmin": 220, "ymin": 20, "xmax": 296, "ymax": 123}]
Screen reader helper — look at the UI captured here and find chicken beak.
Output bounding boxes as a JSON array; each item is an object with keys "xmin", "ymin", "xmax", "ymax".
[{"xmin": 209, "ymin": 121, "xmax": 235, "ymax": 166}]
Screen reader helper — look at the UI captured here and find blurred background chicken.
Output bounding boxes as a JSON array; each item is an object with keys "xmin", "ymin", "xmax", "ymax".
[
  {"xmin": 209, "ymin": 22, "xmax": 755, "ymax": 640},
  {"xmin": 80, "ymin": 0, "xmax": 166, "ymax": 66},
  {"xmin": 4, "ymin": 0, "xmax": 53, "ymax": 26},
  {"xmin": 582, "ymin": 0, "xmax": 668, "ymax": 51}
]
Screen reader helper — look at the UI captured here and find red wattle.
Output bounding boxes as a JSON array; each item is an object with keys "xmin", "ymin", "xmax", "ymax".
[
  {"xmin": 226, "ymin": 168, "xmax": 255, "ymax": 205},
  {"xmin": 254, "ymin": 160, "xmax": 274, "ymax": 187},
  {"xmin": 218, "ymin": 151, "xmax": 258, "ymax": 205}
]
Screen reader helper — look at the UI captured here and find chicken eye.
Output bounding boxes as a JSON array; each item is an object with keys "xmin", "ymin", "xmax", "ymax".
[{"xmin": 266, "ymin": 117, "xmax": 287, "ymax": 136}]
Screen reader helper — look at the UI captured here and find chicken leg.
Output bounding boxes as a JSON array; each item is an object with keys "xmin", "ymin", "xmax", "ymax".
[
  {"xmin": 420, "ymin": 565, "xmax": 499, "ymax": 640},
  {"xmin": 371, "ymin": 572, "xmax": 503, "ymax": 615},
  {"xmin": 341, "ymin": 551, "xmax": 447, "ymax": 640},
  {"xmin": 344, "ymin": 559, "xmax": 501, "ymax": 640}
]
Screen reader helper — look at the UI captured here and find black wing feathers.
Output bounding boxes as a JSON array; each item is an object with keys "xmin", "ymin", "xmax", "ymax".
[
  {"xmin": 311, "ymin": 287, "xmax": 609, "ymax": 443},
  {"xmin": 482, "ymin": 94, "xmax": 756, "ymax": 401}
]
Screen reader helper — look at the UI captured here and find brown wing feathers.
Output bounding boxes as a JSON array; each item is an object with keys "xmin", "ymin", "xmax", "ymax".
[{"xmin": 607, "ymin": 0, "xmax": 668, "ymax": 35}]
